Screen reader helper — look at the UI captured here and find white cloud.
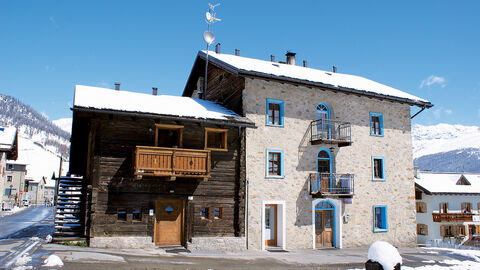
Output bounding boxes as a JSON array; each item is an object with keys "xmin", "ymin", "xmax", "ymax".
[
  {"xmin": 433, "ymin": 107, "xmax": 453, "ymax": 119},
  {"xmin": 420, "ymin": 75, "xmax": 446, "ymax": 88}
]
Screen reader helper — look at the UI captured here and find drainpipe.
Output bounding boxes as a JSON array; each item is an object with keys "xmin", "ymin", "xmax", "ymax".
[{"xmin": 411, "ymin": 106, "xmax": 427, "ymax": 119}]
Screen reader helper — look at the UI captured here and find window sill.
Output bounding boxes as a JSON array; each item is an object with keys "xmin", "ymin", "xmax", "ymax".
[
  {"xmin": 373, "ymin": 228, "xmax": 388, "ymax": 233},
  {"xmin": 370, "ymin": 134, "xmax": 384, "ymax": 137},
  {"xmin": 266, "ymin": 124, "xmax": 284, "ymax": 128},
  {"xmin": 266, "ymin": 175, "xmax": 285, "ymax": 179},
  {"xmin": 372, "ymin": 178, "xmax": 386, "ymax": 182}
]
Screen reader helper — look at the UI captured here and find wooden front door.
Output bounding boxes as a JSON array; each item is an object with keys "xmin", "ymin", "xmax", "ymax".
[
  {"xmin": 265, "ymin": 204, "xmax": 278, "ymax": 247},
  {"xmin": 154, "ymin": 199, "xmax": 184, "ymax": 246},
  {"xmin": 315, "ymin": 210, "xmax": 333, "ymax": 248}
]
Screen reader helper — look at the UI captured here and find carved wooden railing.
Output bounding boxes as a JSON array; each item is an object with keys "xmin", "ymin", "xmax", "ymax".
[
  {"xmin": 432, "ymin": 213, "xmax": 474, "ymax": 222},
  {"xmin": 309, "ymin": 172, "xmax": 354, "ymax": 196},
  {"xmin": 134, "ymin": 146, "xmax": 211, "ymax": 179},
  {"xmin": 310, "ymin": 119, "xmax": 352, "ymax": 147}
]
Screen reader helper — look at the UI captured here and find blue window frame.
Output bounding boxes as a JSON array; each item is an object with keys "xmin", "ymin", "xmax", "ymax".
[
  {"xmin": 266, "ymin": 99, "xmax": 284, "ymax": 127},
  {"xmin": 370, "ymin": 112, "xmax": 383, "ymax": 136},
  {"xmin": 372, "ymin": 156, "xmax": 385, "ymax": 181},
  {"xmin": 266, "ymin": 149, "xmax": 284, "ymax": 178},
  {"xmin": 373, "ymin": 205, "xmax": 388, "ymax": 232}
]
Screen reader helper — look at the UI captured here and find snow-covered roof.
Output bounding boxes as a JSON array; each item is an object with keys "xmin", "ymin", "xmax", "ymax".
[
  {"xmin": 415, "ymin": 172, "xmax": 480, "ymax": 194},
  {"xmin": 195, "ymin": 51, "xmax": 431, "ymax": 107},
  {"xmin": 74, "ymin": 85, "xmax": 252, "ymax": 125},
  {"xmin": 0, "ymin": 126, "xmax": 17, "ymax": 151}
]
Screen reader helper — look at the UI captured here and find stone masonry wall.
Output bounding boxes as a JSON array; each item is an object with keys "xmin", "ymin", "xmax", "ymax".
[{"xmin": 243, "ymin": 77, "xmax": 417, "ymax": 250}]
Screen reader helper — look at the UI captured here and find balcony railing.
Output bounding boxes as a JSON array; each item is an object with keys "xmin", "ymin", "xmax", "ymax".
[
  {"xmin": 432, "ymin": 213, "xmax": 474, "ymax": 223},
  {"xmin": 310, "ymin": 119, "xmax": 352, "ymax": 147},
  {"xmin": 309, "ymin": 172, "xmax": 354, "ymax": 196},
  {"xmin": 134, "ymin": 146, "xmax": 211, "ymax": 179}
]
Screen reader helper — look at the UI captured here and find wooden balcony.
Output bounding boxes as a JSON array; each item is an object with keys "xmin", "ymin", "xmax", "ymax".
[
  {"xmin": 309, "ymin": 119, "xmax": 352, "ymax": 147},
  {"xmin": 432, "ymin": 213, "xmax": 474, "ymax": 223},
  {"xmin": 134, "ymin": 146, "xmax": 211, "ymax": 180},
  {"xmin": 309, "ymin": 173, "xmax": 354, "ymax": 197}
]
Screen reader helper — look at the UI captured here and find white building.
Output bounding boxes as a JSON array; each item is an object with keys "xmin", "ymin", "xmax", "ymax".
[
  {"xmin": 415, "ymin": 172, "xmax": 480, "ymax": 247},
  {"xmin": 0, "ymin": 126, "xmax": 18, "ymax": 210}
]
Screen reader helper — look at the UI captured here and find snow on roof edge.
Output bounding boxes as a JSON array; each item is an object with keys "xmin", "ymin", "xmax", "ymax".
[{"xmin": 198, "ymin": 50, "xmax": 432, "ymax": 107}]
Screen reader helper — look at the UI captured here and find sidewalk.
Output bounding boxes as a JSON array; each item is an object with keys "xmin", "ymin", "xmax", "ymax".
[{"xmin": 37, "ymin": 244, "xmax": 467, "ymax": 269}]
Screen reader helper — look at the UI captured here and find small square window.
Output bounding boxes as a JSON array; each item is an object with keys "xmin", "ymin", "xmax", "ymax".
[
  {"xmin": 201, "ymin": 207, "xmax": 210, "ymax": 219},
  {"xmin": 204, "ymin": 128, "xmax": 228, "ymax": 151},
  {"xmin": 266, "ymin": 149, "xmax": 284, "ymax": 178},
  {"xmin": 417, "ymin": 224, "xmax": 428, "ymax": 235},
  {"xmin": 416, "ymin": 202, "xmax": 427, "ymax": 213},
  {"xmin": 439, "ymin": 203, "xmax": 448, "ymax": 213},
  {"xmin": 132, "ymin": 208, "xmax": 142, "ymax": 221},
  {"xmin": 117, "ymin": 208, "xmax": 127, "ymax": 221},
  {"xmin": 370, "ymin": 113, "xmax": 383, "ymax": 136},
  {"xmin": 214, "ymin": 207, "xmax": 223, "ymax": 219},
  {"xmin": 7, "ymin": 164, "xmax": 13, "ymax": 170},
  {"xmin": 373, "ymin": 206, "xmax": 388, "ymax": 232},
  {"xmin": 462, "ymin": 203, "xmax": 472, "ymax": 213},
  {"xmin": 266, "ymin": 99, "xmax": 284, "ymax": 127},
  {"xmin": 7, "ymin": 176, "xmax": 12, "ymax": 182},
  {"xmin": 372, "ymin": 156, "xmax": 385, "ymax": 181}
]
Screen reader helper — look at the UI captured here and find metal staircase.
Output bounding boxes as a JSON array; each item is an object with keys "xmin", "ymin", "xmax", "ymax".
[{"xmin": 53, "ymin": 176, "xmax": 85, "ymax": 242}]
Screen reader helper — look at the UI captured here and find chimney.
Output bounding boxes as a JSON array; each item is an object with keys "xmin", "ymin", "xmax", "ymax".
[
  {"xmin": 332, "ymin": 66, "xmax": 337, "ymax": 73},
  {"xmin": 303, "ymin": 60, "xmax": 307, "ymax": 67},
  {"xmin": 114, "ymin": 82, "xmax": 120, "ymax": 90},
  {"xmin": 152, "ymin": 87, "xmax": 158, "ymax": 96},
  {"xmin": 215, "ymin": 43, "xmax": 221, "ymax": 54},
  {"xmin": 270, "ymin": 55, "xmax": 275, "ymax": 62},
  {"xmin": 286, "ymin": 51, "xmax": 296, "ymax": 65},
  {"xmin": 235, "ymin": 49, "xmax": 240, "ymax": 56},
  {"xmin": 414, "ymin": 167, "xmax": 420, "ymax": 179}
]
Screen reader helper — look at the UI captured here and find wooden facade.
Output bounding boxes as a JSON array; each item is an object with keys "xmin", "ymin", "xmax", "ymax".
[{"xmin": 69, "ymin": 110, "xmax": 248, "ymax": 246}]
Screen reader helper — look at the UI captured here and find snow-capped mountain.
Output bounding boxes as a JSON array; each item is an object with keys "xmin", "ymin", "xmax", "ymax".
[
  {"xmin": 0, "ymin": 93, "xmax": 70, "ymax": 185},
  {"xmin": 52, "ymin": 118, "xmax": 72, "ymax": 133},
  {"xmin": 412, "ymin": 124, "xmax": 480, "ymax": 173}
]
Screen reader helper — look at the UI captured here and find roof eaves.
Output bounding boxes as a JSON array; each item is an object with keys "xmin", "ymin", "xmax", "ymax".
[
  {"xmin": 414, "ymin": 183, "xmax": 432, "ymax": 195},
  {"xmin": 72, "ymin": 106, "xmax": 257, "ymax": 128}
]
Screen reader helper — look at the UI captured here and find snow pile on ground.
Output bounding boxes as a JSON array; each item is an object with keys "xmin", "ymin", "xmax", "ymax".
[
  {"xmin": 0, "ymin": 206, "xmax": 28, "ymax": 217},
  {"xmin": 45, "ymin": 234, "xmax": 53, "ymax": 243},
  {"xmin": 13, "ymin": 253, "xmax": 33, "ymax": 270},
  {"xmin": 43, "ymin": 254, "xmax": 64, "ymax": 267},
  {"xmin": 367, "ymin": 241, "xmax": 402, "ymax": 270}
]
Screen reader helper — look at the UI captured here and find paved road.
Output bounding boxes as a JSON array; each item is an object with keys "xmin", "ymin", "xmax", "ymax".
[
  {"xmin": 0, "ymin": 206, "xmax": 54, "ymax": 269},
  {"xmin": 0, "ymin": 206, "xmax": 52, "ymax": 239}
]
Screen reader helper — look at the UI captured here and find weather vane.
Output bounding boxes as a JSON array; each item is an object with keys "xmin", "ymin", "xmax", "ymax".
[{"xmin": 202, "ymin": 3, "xmax": 221, "ymax": 99}]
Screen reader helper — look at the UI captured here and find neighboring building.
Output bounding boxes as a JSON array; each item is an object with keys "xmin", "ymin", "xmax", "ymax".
[
  {"xmin": 183, "ymin": 50, "xmax": 432, "ymax": 250},
  {"xmin": 4, "ymin": 162, "xmax": 27, "ymax": 206},
  {"xmin": 0, "ymin": 126, "xmax": 18, "ymax": 210},
  {"xmin": 67, "ymin": 85, "xmax": 254, "ymax": 248},
  {"xmin": 26, "ymin": 177, "xmax": 46, "ymax": 205},
  {"xmin": 415, "ymin": 172, "xmax": 480, "ymax": 247},
  {"xmin": 44, "ymin": 185, "xmax": 55, "ymax": 205}
]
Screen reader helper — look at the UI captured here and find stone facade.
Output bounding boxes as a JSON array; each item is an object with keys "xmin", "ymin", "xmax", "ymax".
[
  {"xmin": 90, "ymin": 237, "xmax": 155, "ymax": 249},
  {"xmin": 188, "ymin": 237, "xmax": 246, "ymax": 251},
  {"xmin": 4, "ymin": 163, "xmax": 27, "ymax": 206},
  {"xmin": 243, "ymin": 78, "xmax": 417, "ymax": 250}
]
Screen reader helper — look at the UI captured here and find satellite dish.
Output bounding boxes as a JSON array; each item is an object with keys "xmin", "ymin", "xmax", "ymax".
[
  {"xmin": 203, "ymin": 31, "xmax": 215, "ymax": 45},
  {"xmin": 206, "ymin": 12, "xmax": 213, "ymax": 23}
]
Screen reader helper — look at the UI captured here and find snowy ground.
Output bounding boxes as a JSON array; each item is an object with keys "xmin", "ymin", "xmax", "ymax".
[{"xmin": 0, "ymin": 206, "xmax": 27, "ymax": 217}]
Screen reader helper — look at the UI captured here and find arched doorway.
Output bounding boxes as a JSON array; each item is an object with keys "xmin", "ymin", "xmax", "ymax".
[
  {"xmin": 315, "ymin": 103, "xmax": 330, "ymax": 139},
  {"xmin": 316, "ymin": 149, "xmax": 332, "ymax": 193},
  {"xmin": 314, "ymin": 200, "xmax": 335, "ymax": 248}
]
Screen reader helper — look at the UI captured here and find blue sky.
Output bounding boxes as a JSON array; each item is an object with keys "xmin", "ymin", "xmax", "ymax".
[{"xmin": 0, "ymin": 1, "xmax": 479, "ymax": 125}]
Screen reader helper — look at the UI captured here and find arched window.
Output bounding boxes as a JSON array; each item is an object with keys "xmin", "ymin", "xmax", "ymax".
[
  {"xmin": 315, "ymin": 103, "xmax": 330, "ymax": 121},
  {"xmin": 315, "ymin": 103, "xmax": 330, "ymax": 139},
  {"xmin": 317, "ymin": 149, "xmax": 331, "ymax": 174},
  {"xmin": 315, "ymin": 201, "xmax": 334, "ymax": 210}
]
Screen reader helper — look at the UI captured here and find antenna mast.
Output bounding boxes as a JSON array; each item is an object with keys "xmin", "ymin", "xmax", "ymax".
[{"xmin": 202, "ymin": 3, "xmax": 221, "ymax": 99}]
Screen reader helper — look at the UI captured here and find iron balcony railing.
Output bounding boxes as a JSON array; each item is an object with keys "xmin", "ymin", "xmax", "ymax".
[
  {"xmin": 310, "ymin": 119, "xmax": 351, "ymax": 146},
  {"xmin": 309, "ymin": 172, "xmax": 354, "ymax": 196}
]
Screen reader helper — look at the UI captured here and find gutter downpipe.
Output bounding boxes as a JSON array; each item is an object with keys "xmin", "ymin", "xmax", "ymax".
[{"xmin": 411, "ymin": 105, "xmax": 427, "ymax": 119}]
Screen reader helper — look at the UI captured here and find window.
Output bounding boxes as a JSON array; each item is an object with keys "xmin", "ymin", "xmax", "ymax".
[
  {"xmin": 266, "ymin": 149, "xmax": 284, "ymax": 178},
  {"xmin": 439, "ymin": 203, "xmax": 448, "ymax": 213},
  {"xmin": 462, "ymin": 203, "xmax": 472, "ymax": 213},
  {"xmin": 266, "ymin": 99, "xmax": 284, "ymax": 127},
  {"xmin": 7, "ymin": 164, "xmax": 13, "ymax": 170},
  {"xmin": 132, "ymin": 208, "xmax": 142, "ymax": 222},
  {"xmin": 415, "ymin": 190, "xmax": 422, "ymax": 200},
  {"xmin": 373, "ymin": 206, "xmax": 388, "ymax": 232},
  {"xmin": 7, "ymin": 176, "xmax": 12, "ymax": 182},
  {"xmin": 416, "ymin": 202, "xmax": 427, "ymax": 213},
  {"xmin": 417, "ymin": 224, "xmax": 428, "ymax": 235},
  {"xmin": 441, "ymin": 225, "xmax": 454, "ymax": 237},
  {"xmin": 204, "ymin": 128, "xmax": 228, "ymax": 151},
  {"xmin": 457, "ymin": 225, "xmax": 466, "ymax": 236},
  {"xmin": 214, "ymin": 207, "xmax": 223, "ymax": 219},
  {"xmin": 372, "ymin": 156, "xmax": 385, "ymax": 181},
  {"xmin": 201, "ymin": 207, "xmax": 210, "ymax": 219},
  {"xmin": 370, "ymin": 113, "xmax": 383, "ymax": 136},
  {"xmin": 155, "ymin": 124, "xmax": 183, "ymax": 148},
  {"xmin": 456, "ymin": 176, "xmax": 470, "ymax": 185},
  {"xmin": 117, "ymin": 208, "xmax": 127, "ymax": 221},
  {"xmin": 4, "ymin": 188, "xmax": 14, "ymax": 196}
]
